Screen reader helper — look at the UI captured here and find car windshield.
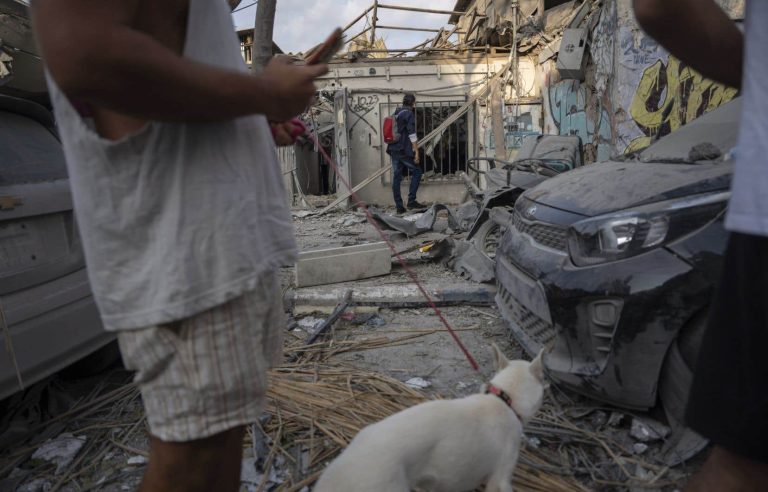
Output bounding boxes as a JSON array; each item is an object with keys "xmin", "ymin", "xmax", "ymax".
[{"xmin": 0, "ymin": 111, "xmax": 67, "ymax": 186}]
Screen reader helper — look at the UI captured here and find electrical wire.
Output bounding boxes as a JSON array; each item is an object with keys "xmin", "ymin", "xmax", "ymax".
[{"xmin": 233, "ymin": 1, "xmax": 257, "ymax": 13}]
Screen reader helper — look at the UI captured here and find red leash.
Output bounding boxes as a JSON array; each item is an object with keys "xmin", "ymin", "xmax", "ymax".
[{"xmin": 302, "ymin": 128, "xmax": 480, "ymax": 372}]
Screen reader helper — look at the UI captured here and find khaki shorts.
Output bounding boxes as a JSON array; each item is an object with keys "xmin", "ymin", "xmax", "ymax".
[{"xmin": 118, "ymin": 272, "xmax": 285, "ymax": 442}]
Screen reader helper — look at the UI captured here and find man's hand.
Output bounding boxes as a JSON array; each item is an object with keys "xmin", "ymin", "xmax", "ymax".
[
  {"xmin": 260, "ymin": 58, "xmax": 328, "ymax": 122},
  {"xmin": 412, "ymin": 143, "xmax": 420, "ymax": 165},
  {"xmin": 270, "ymin": 119, "xmax": 306, "ymax": 147}
]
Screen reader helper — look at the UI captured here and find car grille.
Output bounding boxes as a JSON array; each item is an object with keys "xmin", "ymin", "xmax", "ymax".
[
  {"xmin": 497, "ymin": 283, "xmax": 557, "ymax": 350},
  {"xmin": 511, "ymin": 212, "xmax": 567, "ymax": 252}
]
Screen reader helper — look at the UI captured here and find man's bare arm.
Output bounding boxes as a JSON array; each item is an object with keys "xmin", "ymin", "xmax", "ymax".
[
  {"xmin": 633, "ymin": 0, "xmax": 743, "ymax": 88},
  {"xmin": 30, "ymin": 0, "xmax": 327, "ymax": 122}
]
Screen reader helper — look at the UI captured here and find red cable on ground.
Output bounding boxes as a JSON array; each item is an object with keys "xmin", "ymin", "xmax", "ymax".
[{"xmin": 305, "ymin": 132, "xmax": 481, "ymax": 372}]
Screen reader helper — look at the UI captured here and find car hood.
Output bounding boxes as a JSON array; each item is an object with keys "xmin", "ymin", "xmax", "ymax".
[{"xmin": 525, "ymin": 161, "xmax": 733, "ymax": 217}]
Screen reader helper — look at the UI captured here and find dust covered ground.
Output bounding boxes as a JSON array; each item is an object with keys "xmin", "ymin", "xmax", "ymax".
[{"xmin": 0, "ymin": 204, "xmax": 700, "ymax": 491}]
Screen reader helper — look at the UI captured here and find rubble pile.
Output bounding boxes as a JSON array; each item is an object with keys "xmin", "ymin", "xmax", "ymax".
[{"xmin": 0, "ymin": 211, "xmax": 699, "ymax": 491}]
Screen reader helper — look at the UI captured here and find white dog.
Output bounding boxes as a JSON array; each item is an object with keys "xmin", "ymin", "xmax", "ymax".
[{"xmin": 313, "ymin": 345, "xmax": 547, "ymax": 492}]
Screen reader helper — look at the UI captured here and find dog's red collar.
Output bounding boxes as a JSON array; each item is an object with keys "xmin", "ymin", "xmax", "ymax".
[{"xmin": 485, "ymin": 384, "xmax": 523, "ymax": 422}]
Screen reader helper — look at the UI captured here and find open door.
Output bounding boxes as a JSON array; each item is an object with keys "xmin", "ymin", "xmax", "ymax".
[{"xmin": 333, "ymin": 89, "xmax": 352, "ymax": 208}]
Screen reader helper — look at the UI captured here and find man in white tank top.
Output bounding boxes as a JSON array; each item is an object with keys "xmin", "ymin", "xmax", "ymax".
[
  {"xmin": 30, "ymin": 1, "xmax": 327, "ymax": 491},
  {"xmin": 635, "ymin": 1, "xmax": 768, "ymax": 490}
]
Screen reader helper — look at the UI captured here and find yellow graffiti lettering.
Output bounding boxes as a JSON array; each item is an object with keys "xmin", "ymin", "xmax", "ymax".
[{"xmin": 627, "ymin": 56, "xmax": 738, "ymax": 153}]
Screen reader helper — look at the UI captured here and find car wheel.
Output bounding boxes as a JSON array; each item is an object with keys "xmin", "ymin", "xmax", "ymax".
[
  {"xmin": 470, "ymin": 219, "xmax": 503, "ymax": 259},
  {"xmin": 658, "ymin": 312, "xmax": 709, "ymax": 465}
]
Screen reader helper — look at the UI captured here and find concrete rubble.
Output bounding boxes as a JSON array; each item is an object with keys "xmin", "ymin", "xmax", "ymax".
[
  {"xmin": 29, "ymin": 433, "xmax": 86, "ymax": 475},
  {"xmin": 367, "ymin": 204, "xmax": 465, "ymax": 237},
  {"xmin": 631, "ymin": 417, "xmax": 672, "ymax": 443},
  {"xmin": 0, "ymin": 208, "xmax": 703, "ymax": 491},
  {"xmin": 295, "ymin": 242, "xmax": 391, "ymax": 287}
]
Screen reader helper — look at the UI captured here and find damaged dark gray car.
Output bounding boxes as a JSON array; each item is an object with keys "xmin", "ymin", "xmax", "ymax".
[{"xmin": 494, "ymin": 99, "xmax": 741, "ymax": 462}]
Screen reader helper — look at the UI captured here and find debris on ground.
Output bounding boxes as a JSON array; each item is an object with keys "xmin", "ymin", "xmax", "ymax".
[
  {"xmin": 367, "ymin": 204, "xmax": 464, "ymax": 237},
  {"xmin": 30, "ymin": 433, "xmax": 86, "ymax": 474},
  {"xmin": 126, "ymin": 455, "xmax": 148, "ymax": 466},
  {"xmin": 295, "ymin": 242, "xmax": 391, "ymax": 287},
  {"xmin": 631, "ymin": 417, "xmax": 672, "ymax": 443},
  {"xmin": 350, "ymin": 312, "xmax": 387, "ymax": 328},
  {"xmin": 405, "ymin": 377, "xmax": 432, "ymax": 389},
  {"xmin": 303, "ymin": 290, "xmax": 352, "ymax": 345},
  {"xmin": 428, "ymin": 238, "xmax": 496, "ymax": 283},
  {"xmin": 296, "ymin": 316, "xmax": 324, "ymax": 332},
  {"xmin": 334, "ymin": 213, "xmax": 367, "ymax": 228},
  {"xmin": 291, "ymin": 210, "xmax": 314, "ymax": 219},
  {"xmin": 0, "ymin": 208, "xmax": 700, "ymax": 491}
]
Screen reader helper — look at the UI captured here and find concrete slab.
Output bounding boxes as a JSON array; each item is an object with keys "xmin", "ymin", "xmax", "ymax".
[{"xmin": 295, "ymin": 242, "xmax": 391, "ymax": 288}]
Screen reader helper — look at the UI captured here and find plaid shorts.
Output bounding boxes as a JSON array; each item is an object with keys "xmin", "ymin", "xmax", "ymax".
[{"xmin": 117, "ymin": 272, "xmax": 285, "ymax": 442}]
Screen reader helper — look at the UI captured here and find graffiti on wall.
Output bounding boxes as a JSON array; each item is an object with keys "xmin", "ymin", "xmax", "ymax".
[
  {"xmin": 351, "ymin": 95, "xmax": 379, "ymax": 112},
  {"xmin": 548, "ymin": 79, "xmax": 612, "ymax": 162},
  {"xmin": 624, "ymin": 57, "xmax": 738, "ymax": 154},
  {"xmin": 615, "ymin": 24, "xmax": 739, "ymax": 154}
]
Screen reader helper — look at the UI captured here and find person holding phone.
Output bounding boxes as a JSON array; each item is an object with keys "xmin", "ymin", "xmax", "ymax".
[
  {"xmin": 387, "ymin": 93, "xmax": 427, "ymax": 214},
  {"xmin": 29, "ymin": 1, "xmax": 329, "ymax": 491}
]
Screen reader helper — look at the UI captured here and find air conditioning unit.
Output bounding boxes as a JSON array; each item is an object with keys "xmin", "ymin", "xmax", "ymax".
[{"xmin": 556, "ymin": 28, "xmax": 589, "ymax": 81}]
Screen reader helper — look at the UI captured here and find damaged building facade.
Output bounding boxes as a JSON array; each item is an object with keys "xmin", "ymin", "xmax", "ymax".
[{"xmin": 280, "ymin": 0, "xmax": 743, "ymax": 209}]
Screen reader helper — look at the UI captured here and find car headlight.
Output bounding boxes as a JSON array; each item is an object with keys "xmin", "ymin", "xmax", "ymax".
[{"xmin": 567, "ymin": 191, "xmax": 730, "ymax": 266}]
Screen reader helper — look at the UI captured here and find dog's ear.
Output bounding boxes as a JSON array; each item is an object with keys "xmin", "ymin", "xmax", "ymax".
[
  {"xmin": 491, "ymin": 343, "xmax": 510, "ymax": 372},
  {"xmin": 530, "ymin": 349, "xmax": 546, "ymax": 382}
]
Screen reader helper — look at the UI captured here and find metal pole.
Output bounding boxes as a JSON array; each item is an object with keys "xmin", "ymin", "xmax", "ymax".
[
  {"xmin": 377, "ymin": 4, "xmax": 476, "ymax": 16},
  {"xmin": 491, "ymin": 78, "xmax": 506, "ymax": 160},
  {"xmin": 253, "ymin": 0, "xmax": 277, "ymax": 70},
  {"xmin": 376, "ymin": 25, "xmax": 466, "ymax": 34},
  {"xmin": 512, "ymin": 1, "xmax": 520, "ymax": 121},
  {"xmin": 343, "ymin": 4, "xmax": 375, "ymax": 33},
  {"xmin": 370, "ymin": 0, "xmax": 379, "ymax": 46},
  {"xmin": 345, "ymin": 26, "xmax": 373, "ymax": 46}
]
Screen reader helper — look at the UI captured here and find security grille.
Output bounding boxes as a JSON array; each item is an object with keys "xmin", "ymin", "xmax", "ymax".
[{"xmin": 382, "ymin": 100, "xmax": 469, "ymax": 180}]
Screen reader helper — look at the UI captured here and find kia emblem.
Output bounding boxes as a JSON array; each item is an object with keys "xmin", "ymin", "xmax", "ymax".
[{"xmin": 526, "ymin": 206, "xmax": 537, "ymax": 219}]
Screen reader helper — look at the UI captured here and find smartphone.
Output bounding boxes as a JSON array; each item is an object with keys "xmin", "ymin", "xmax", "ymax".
[{"xmin": 307, "ymin": 28, "xmax": 344, "ymax": 65}]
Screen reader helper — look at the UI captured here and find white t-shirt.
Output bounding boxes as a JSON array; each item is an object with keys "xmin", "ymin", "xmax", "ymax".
[
  {"xmin": 726, "ymin": 0, "xmax": 768, "ymax": 237},
  {"xmin": 45, "ymin": 0, "xmax": 297, "ymax": 331}
]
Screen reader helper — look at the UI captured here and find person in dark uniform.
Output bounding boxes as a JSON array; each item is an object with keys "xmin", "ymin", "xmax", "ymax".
[{"xmin": 386, "ymin": 93, "xmax": 426, "ymax": 214}]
